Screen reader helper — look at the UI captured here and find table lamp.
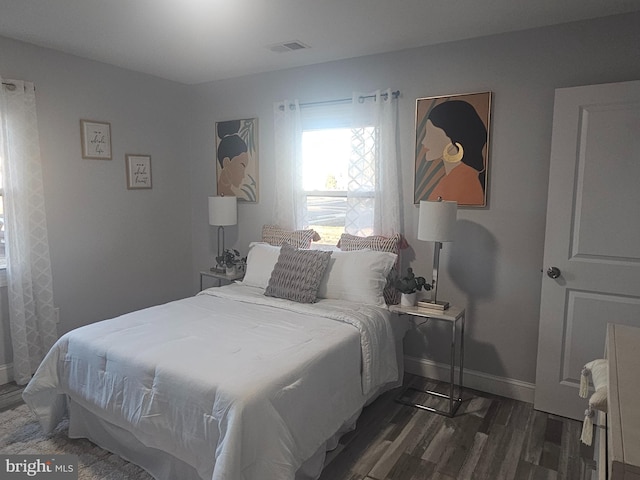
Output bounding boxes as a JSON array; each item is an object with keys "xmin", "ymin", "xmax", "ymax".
[
  {"xmin": 208, "ymin": 195, "xmax": 237, "ymax": 271},
  {"xmin": 417, "ymin": 199, "xmax": 457, "ymax": 310}
]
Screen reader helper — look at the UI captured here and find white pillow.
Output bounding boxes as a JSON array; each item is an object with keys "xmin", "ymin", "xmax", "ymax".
[
  {"xmin": 317, "ymin": 249, "xmax": 397, "ymax": 306},
  {"xmin": 241, "ymin": 242, "xmax": 281, "ymax": 289}
]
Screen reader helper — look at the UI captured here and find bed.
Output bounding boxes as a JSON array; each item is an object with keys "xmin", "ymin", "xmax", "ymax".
[{"xmin": 23, "ymin": 240, "xmax": 407, "ymax": 480}]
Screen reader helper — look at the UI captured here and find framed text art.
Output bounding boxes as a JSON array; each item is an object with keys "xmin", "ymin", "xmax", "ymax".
[
  {"xmin": 80, "ymin": 120, "xmax": 112, "ymax": 159},
  {"xmin": 215, "ymin": 118, "xmax": 258, "ymax": 202},
  {"xmin": 414, "ymin": 91, "xmax": 491, "ymax": 207},
  {"xmin": 125, "ymin": 154, "xmax": 152, "ymax": 190}
]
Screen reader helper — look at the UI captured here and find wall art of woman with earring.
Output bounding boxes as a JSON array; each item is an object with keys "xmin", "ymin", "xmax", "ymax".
[{"xmin": 414, "ymin": 93, "xmax": 490, "ymax": 207}]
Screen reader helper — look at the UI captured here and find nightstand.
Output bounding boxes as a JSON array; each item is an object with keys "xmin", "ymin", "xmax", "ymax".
[
  {"xmin": 389, "ymin": 304, "xmax": 465, "ymax": 417},
  {"xmin": 199, "ymin": 269, "xmax": 244, "ymax": 291}
]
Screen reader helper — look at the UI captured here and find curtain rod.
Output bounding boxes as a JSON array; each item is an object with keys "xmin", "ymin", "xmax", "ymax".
[{"xmin": 280, "ymin": 90, "xmax": 400, "ymax": 110}]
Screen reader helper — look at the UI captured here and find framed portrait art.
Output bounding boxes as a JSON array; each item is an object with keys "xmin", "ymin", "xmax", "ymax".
[
  {"xmin": 215, "ymin": 118, "xmax": 258, "ymax": 203},
  {"xmin": 125, "ymin": 154, "xmax": 152, "ymax": 190},
  {"xmin": 414, "ymin": 92, "xmax": 492, "ymax": 207},
  {"xmin": 80, "ymin": 120, "xmax": 112, "ymax": 159}
]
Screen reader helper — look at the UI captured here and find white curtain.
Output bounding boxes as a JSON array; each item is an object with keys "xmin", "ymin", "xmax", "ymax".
[
  {"xmin": 0, "ymin": 78, "xmax": 57, "ymax": 385},
  {"xmin": 349, "ymin": 89, "xmax": 401, "ymax": 237},
  {"xmin": 273, "ymin": 99, "xmax": 307, "ymax": 230},
  {"xmin": 273, "ymin": 89, "xmax": 401, "ymax": 237}
]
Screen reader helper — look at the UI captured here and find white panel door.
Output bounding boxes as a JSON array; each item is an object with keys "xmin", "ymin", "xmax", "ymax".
[{"xmin": 534, "ymin": 80, "xmax": 640, "ymax": 420}]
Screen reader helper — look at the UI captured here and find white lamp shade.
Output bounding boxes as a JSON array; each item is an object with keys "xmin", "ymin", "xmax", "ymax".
[
  {"xmin": 208, "ymin": 196, "xmax": 237, "ymax": 226},
  {"xmin": 418, "ymin": 200, "xmax": 457, "ymax": 242}
]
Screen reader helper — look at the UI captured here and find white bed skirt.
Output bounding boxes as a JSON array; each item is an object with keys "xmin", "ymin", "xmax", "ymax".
[{"xmin": 68, "ymin": 397, "xmax": 360, "ymax": 480}]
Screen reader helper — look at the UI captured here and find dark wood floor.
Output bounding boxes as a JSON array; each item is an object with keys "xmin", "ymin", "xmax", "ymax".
[
  {"xmin": 319, "ymin": 375, "xmax": 592, "ymax": 480},
  {"xmin": 0, "ymin": 375, "xmax": 592, "ymax": 479}
]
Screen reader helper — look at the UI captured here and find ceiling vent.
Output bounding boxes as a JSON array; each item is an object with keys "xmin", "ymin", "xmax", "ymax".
[{"xmin": 268, "ymin": 40, "xmax": 310, "ymax": 53}]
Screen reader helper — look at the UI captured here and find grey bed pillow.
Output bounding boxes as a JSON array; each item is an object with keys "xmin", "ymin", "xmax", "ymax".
[{"xmin": 265, "ymin": 243, "xmax": 332, "ymax": 303}]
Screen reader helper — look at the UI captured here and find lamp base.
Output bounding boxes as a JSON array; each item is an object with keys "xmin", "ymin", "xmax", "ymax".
[{"xmin": 417, "ymin": 300, "xmax": 450, "ymax": 311}]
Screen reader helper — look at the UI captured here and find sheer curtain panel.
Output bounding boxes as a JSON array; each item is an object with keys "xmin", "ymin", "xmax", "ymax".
[
  {"xmin": 273, "ymin": 89, "xmax": 402, "ymax": 239},
  {"xmin": 0, "ymin": 78, "xmax": 57, "ymax": 385},
  {"xmin": 273, "ymin": 100, "xmax": 307, "ymax": 230},
  {"xmin": 349, "ymin": 89, "xmax": 402, "ymax": 237}
]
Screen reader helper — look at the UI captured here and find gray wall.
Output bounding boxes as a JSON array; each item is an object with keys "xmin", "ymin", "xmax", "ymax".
[
  {"xmin": 1, "ymin": 12, "xmax": 639, "ymax": 390},
  {"xmin": 188, "ymin": 12, "xmax": 640, "ymax": 387},
  {"xmin": 0, "ymin": 37, "xmax": 194, "ymax": 369}
]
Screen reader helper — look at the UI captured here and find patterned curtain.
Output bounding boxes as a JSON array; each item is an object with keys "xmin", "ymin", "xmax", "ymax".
[
  {"xmin": 348, "ymin": 89, "xmax": 401, "ymax": 237},
  {"xmin": 346, "ymin": 124, "xmax": 376, "ymax": 236},
  {"xmin": 0, "ymin": 78, "xmax": 57, "ymax": 385}
]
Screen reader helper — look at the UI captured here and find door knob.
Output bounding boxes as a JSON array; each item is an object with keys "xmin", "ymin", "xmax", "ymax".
[{"xmin": 546, "ymin": 267, "xmax": 561, "ymax": 279}]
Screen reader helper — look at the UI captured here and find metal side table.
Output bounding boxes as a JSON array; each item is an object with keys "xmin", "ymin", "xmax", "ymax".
[
  {"xmin": 389, "ymin": 304, "xmax": 465, "ymax": 417},
  {"xmin": 199, "ymin": 269, "xmax": 244, "ymax": 291}
]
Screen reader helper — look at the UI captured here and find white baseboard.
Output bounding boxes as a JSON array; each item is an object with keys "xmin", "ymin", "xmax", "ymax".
[
  {"xmin": 404, "ymin": 355, "xmax": 535, "ymax": 404},
  {"xmin": 0, "ymin": 363, "xmax": 13, "ymax": 385}
]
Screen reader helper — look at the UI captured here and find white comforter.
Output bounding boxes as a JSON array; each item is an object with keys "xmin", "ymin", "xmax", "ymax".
[{"xmin": 23, "ymin": 284, "xmax": 399, "ymax": 480}]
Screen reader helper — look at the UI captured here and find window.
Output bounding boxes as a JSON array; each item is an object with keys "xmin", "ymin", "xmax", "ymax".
[
  {"xmin": 302, "ymin": 127, "xmax": 377, "ymax": 245},
  {"xmin": 300, "ymin": 104, "xmax": 376, "ymax": 245},
  {"xmin": 275, "ymin": 92, "xmax": 398, "ymax": 246}
]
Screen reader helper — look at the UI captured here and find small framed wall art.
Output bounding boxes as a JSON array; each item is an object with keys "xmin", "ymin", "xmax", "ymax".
[
  {"xmin": 125, "ymin": 154, "xmax": 152, "ymax": 189},
  {"xmin": 414, "ymin": 91, "xmax": 492, "ymax": 207},
  {"xmin": 215, "ymin": 117, "xmax": 258, "ymax": 202},
  {"xmin": 80, "ymin": 120, "xmax": 112, "ymax": 159}
]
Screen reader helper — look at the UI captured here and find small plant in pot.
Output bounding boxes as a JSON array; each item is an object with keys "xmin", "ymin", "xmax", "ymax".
[
  {"xmin": 392, "ymin": 267, "xmax": 431, "ymax": 306},
  {"xmin": 216, "ymin": 248, "xmax": 242, "ymax": 275}
]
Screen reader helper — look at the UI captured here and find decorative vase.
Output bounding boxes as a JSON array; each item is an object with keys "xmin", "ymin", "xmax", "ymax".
[
  {"xmin": 225, "ymin": 265, "xmax": 237, "ymax": 276},
  {"xmin": 400, "ymin": 292, "xmax": 417, "ymax": 307}
]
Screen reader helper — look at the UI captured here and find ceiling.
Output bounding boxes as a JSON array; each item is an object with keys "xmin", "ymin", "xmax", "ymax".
[{"xmin": 1, "ymin": 0, "xmax": 639, "ymax": 85}]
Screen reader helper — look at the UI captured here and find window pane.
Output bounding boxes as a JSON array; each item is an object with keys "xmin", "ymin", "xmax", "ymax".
[
  {"xmin": 307, "ymin": 196, "xmax": 346, "ymax": 246},
  {"xmin": 302, "ymin": 128, "xmax": 351, "ymax": 191}
]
